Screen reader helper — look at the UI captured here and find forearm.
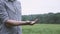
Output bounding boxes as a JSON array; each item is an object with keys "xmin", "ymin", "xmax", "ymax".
[{"xmin": 6, "ymin": 20, "xmax": 30, "ymax": 26}]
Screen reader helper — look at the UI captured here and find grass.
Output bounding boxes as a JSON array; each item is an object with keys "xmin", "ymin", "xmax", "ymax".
[{"xmin": 22, "ymin": 24, "xmax": 60, "ymax": 34}]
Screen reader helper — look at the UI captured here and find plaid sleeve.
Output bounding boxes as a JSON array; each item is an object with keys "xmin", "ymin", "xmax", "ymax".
[{"xmin": 0, "ymin": 1, "xmax": 9, "ymax": 23}]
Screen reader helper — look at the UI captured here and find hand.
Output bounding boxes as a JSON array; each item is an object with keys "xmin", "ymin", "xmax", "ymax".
[
  {"xmin": 26, "ymin": 19, "xmax": 38, "ymax": 25},
  {"xmin": 30, "ymin": 19, "xmax": 38, "ymax": 25}
]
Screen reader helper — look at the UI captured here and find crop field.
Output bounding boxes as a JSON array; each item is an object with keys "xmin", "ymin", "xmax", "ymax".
[{"xmin": 22, "ymin": 24, "xmax": 60, "ymax": 34}]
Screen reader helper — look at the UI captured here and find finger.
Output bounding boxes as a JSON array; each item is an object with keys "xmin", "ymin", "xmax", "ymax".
[
  {"xmin": 30, "ymin": 19, "xmax": 38, "ymax": 25},
  {"xmin": 34, "ymin": 19, "xmax": 38, "ymax": 22}
]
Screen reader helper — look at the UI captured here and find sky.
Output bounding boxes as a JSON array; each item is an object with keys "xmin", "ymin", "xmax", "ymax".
[{"xmin": 18, "ymin": 0, "xmax": 60, "ymax": 15}]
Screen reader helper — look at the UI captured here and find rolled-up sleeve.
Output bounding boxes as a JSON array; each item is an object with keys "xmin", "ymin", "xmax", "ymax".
[{"xmin": 0, "ymin": 2, "xmax": 9, "ymax": 23}]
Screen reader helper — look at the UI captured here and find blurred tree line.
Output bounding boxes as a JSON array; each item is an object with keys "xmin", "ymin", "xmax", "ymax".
[{"xmin": 22, "ymin": 13, "xmax": 60, "ymax": 24}]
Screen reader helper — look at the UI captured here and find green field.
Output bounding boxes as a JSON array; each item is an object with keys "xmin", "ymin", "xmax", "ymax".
[{"xmin": 22, "ymin": 24, "xmax": 60, "ymax": 34}]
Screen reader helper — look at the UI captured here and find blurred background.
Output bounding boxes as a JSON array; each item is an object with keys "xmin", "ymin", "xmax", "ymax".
[{"xmin": 18, "ymin": 0, "xmax": 60, "ymax": 34}]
